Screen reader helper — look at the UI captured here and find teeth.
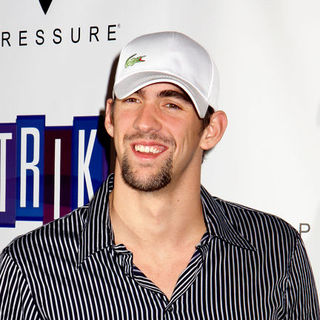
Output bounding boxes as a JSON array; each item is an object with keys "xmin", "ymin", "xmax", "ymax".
[{"xmin": 134, "ymin": 145, "xmax": 161, "ymax": 154}]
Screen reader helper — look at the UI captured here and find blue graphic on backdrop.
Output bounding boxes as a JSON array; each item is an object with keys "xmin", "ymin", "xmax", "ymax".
[{"xmin": 0, "ymin": 115, "xmax": 108, "ymax": 227}]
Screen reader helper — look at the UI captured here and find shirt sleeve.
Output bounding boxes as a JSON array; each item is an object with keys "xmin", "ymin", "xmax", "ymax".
[
  {"xmin": 0, "ymin": 249, "xmax": 42, "ymax": 320},
  {"xmin": 286, "ymin": 235, "xmax": 320, "ymax": 319}
]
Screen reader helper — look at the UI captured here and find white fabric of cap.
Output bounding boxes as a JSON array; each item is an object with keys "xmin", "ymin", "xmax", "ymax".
[{"xmin": 113, "ymin": 32, "xmax": 219, "ymax": 118}]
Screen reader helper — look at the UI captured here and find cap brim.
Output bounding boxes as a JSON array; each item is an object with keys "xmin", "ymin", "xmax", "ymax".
[{"xmin": 113, "ymin": 71, "xmax": 208, "ymax": 118}]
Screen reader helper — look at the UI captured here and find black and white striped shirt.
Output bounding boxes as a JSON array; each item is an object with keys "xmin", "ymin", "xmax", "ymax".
[{"xmin": 1, "ymin": 174, "xmax": 319, "ymax": 319}]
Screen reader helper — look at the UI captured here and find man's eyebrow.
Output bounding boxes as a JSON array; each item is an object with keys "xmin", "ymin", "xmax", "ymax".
[
  {"xmin": 127, "ymin": 89, "xmax": 144, "ymax": 98},
  {"xmin": 135, "ymin": 89, "xmax": 143, "ymax": 96},
  {"xmin": 158, "ymin": 90, "xmax": 193, "ymax": 104},
  {"xmin": 131, "ymin": 88, "xmax": 193, "ymax": 105}
]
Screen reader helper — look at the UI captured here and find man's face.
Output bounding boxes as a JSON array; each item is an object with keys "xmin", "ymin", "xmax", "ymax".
[{"xmin": 106, "ymin": 82, "xmax": 205, "ymax": 192}]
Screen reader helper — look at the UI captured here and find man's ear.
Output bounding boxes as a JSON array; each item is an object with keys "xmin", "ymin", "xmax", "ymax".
[
  {"xmin": 105, "ymin": 98, "xmax": 114, "ymax": 138},
  {"xmin": 200, "ymin": 111, "xmax": 228, "ymax": 151}
]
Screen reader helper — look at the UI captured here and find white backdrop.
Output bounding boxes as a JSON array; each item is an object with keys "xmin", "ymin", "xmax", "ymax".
[{"xmin": 1, "ymin": 0, "xmax": 319, "ymax": 294}]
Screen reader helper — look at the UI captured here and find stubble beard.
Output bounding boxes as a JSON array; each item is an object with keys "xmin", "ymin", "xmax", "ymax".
[{"xmin": 121, "ymin": 153, "xmax": 173, "ymax": 192}]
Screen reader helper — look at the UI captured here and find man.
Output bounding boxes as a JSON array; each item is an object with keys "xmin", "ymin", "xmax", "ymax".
[{"xmin": 0, "ymin": 31, "xmax": 319, "ymax": 319}]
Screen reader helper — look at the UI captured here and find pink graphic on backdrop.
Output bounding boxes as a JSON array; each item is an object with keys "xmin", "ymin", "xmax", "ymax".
[
  {"xmin": 0, "ymin": 124, "xmax": 16, "ymax": 227},
  {"xmin": 43, "ymin": 127, "xmax": 72, "ymax": 225}
]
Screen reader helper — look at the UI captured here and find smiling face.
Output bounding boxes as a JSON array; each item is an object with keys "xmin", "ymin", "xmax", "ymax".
[{"xmin": 105, "ymin": 83, "xmax": 212, "ymax": 192}]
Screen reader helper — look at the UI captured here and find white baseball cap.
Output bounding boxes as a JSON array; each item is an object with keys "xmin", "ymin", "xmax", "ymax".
[{"xmin": 113, "ymin": 31, "xmax": 219, "ymax": 118}]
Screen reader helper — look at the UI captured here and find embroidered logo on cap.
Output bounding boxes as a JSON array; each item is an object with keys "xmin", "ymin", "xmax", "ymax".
[{"xmin": 125, "ymin": 54, "xmax": 146, "ymax": 68}]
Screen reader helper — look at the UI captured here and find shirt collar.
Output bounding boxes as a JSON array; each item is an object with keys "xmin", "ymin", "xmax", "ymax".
[
  {"xmin": 77, "ymin": 174, "xmax": 114, "ymax": 266},
  {"xmin": 200, "ymin": 185, "xmax": 256, "ymax": 251},
  {"xmin": 78, "ymin": 174, "xmax": 255, "ymax": 266}
]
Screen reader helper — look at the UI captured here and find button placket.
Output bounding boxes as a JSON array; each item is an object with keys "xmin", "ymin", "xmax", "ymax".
[{"xmin": 166, "ymin": 305, "xmax": 173, "ymax": 312}]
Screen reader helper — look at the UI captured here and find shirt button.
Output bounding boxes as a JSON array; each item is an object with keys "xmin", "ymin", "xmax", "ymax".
[{"xmin": 167, "ymin": 306, "xmax": 173, "ymax": 312}]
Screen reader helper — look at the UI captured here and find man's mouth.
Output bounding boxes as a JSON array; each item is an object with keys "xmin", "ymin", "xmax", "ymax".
[{"xmin": 133, "ymin": 144, "xmax": 166, "ymax": 154}]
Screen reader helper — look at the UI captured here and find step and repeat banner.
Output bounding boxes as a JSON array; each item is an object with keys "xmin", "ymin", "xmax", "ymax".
[{"xmin": 1, "ymin": 0, "xmax": 319, "ymax": 292}]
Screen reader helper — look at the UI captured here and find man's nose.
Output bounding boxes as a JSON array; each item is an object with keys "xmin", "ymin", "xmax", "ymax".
[{"xmin": 133, "ymin": 103, "xmax": 162, "ymax": 133}]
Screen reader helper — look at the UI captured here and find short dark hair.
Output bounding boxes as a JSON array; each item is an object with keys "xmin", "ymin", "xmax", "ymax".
[
  {"xmin": 202, "ymin": 106, "xmax": 215, "ymax": 161},
  {"xmin": 202, "ymin": 106, "xmax": 215, "ymax": 130}
]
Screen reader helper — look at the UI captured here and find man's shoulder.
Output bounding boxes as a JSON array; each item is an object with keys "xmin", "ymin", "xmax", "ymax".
[
  {"xmin": 2, "ymin": 205, "xmax": 89, "ymax": 264},
  {"xmin": 209, "ymin": 195, "xmax": 299, "ymax": 250}
]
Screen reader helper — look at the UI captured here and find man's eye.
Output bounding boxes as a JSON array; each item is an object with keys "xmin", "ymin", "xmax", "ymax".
[
  {"xmin": 165, "ymin": 103, "xmax": 181, "ymax": 110},
  {"xmin": 124, "ymin": 97, "xmax": 139, "ymax": 103}
]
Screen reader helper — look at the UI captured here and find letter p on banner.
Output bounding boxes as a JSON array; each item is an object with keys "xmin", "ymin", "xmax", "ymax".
[{"xmin": 299, "ymin": 223, "xmax": 311, "ymax": 235}]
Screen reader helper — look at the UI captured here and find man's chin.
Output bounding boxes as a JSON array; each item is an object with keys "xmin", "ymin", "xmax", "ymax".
[
  {"xmin": 120, "ymin": 153, "xmax": 173, "ymax": 192},
  {"xmin": 122, "ymin": 174, "xmax": 171, "ymax": 192}
]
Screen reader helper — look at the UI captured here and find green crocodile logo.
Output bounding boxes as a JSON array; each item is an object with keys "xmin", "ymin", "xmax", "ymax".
[{"xmin": 125, "ymin": 54, "xmax": 146, "ymax": 68}]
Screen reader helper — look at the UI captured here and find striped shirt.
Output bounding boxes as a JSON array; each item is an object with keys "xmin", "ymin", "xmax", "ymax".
[{"xmin": 0, "ymin": 174, "xmax": 319, "ymax": 319}]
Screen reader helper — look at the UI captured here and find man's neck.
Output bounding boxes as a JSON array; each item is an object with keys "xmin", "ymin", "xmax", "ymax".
[{"xmin": 109, "ymin": 170, "xmax": 206, "ymax": 250}]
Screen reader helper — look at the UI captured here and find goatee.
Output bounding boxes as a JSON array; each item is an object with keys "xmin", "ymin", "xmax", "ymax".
[{"xmin": 121, "ymin": 154, "xmax": 173, "ymax": 192}]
